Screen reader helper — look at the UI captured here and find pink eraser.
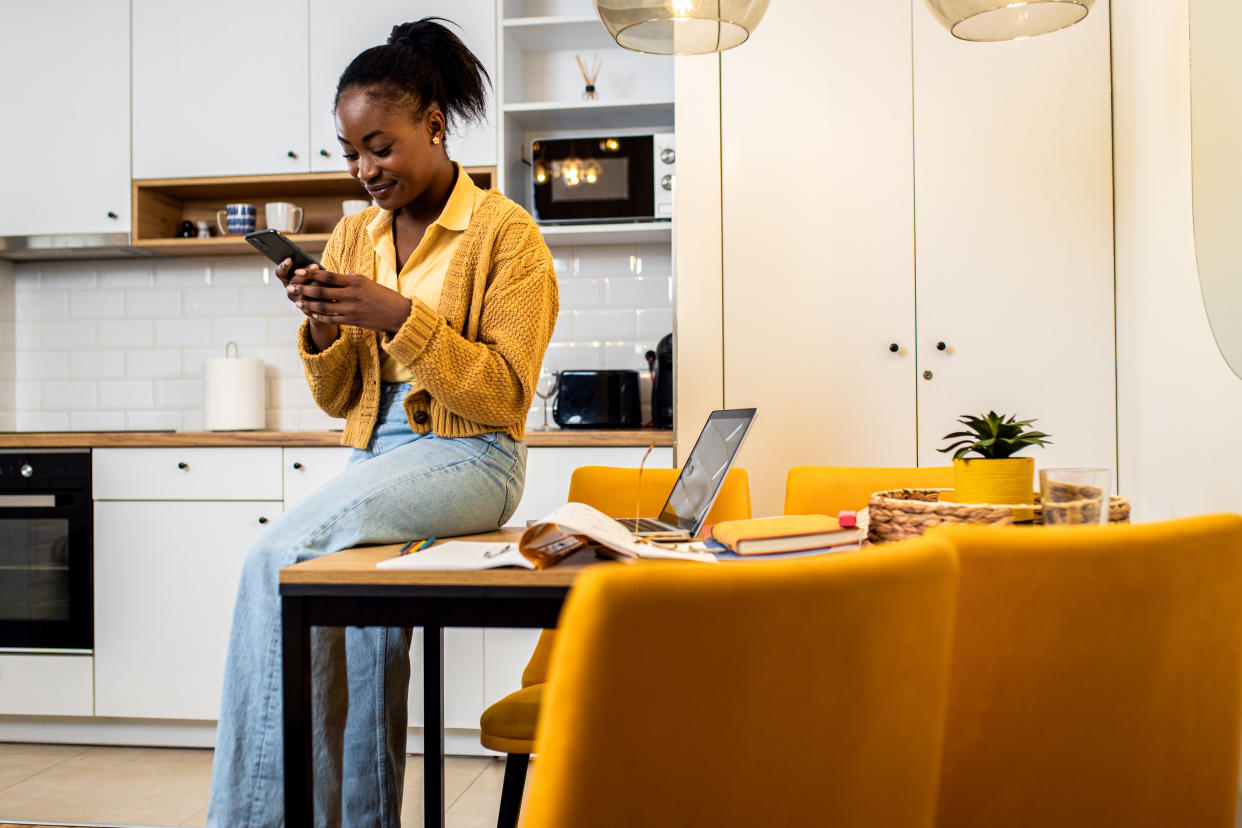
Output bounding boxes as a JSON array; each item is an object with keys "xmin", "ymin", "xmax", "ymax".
[{"xmin": 838, "ymin": 510, "xmax": 857, "ymax": 528}]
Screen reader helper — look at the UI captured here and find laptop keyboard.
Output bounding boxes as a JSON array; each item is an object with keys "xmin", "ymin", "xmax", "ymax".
[{"xmin": 615, "ymin": 517, "xmax": 673, "ymax": 533}]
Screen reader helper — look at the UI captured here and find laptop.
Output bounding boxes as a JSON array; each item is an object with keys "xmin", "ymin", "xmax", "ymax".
[{"xmin": 614, "ymin": 408, "xmax": 757, "ymax": 538}]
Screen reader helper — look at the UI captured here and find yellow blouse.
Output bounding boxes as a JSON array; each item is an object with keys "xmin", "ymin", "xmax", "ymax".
[{"xmin": 367, "ymin": 163, "xmax": 486, "ymax": 384}]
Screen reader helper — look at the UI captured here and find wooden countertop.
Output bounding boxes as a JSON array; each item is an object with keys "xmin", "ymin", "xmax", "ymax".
[{"xmin": 0, "ymin": 429, "xmax": 675, "ymax": 449}]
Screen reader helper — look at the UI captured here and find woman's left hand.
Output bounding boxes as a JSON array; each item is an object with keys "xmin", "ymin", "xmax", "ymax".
[{"xmin": 288, "ymin": 268, "xmax": 413, "ymax": 334}]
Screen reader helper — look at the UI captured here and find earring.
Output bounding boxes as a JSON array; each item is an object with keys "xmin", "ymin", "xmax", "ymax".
[{"xmin": 432, "ymin": 136, "xmax": 441, "ymax": 145}]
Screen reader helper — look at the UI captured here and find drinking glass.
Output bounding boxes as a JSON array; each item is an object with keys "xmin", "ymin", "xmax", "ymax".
[
  {"xmin": 534, "ymin": 359, "xmax": 560, "ymax": 430},
  {"xmin": 1039, "ymin": 468, "xmax": 1111, "ymax": 525}
]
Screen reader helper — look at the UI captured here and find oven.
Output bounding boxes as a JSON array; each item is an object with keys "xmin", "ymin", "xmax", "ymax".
[{"xmin": 0, "ymin": 450, "xmax": 93, "ymax": 651}]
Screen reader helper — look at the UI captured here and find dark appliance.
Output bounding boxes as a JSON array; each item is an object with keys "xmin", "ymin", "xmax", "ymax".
[
  {"xmin": 652, "ymin": 333, "xmax": 673, "ymax": 429},
  {"xmin": 0, "ymin": 450, "xmax": 93, "ymax": 650},
  {"xmin": 554, "ymin": 370, "xmax": 642, "ymax": 428},
  {"xmin": 531, "ymin": 133, "xmax": 674, "ymax": 224}
]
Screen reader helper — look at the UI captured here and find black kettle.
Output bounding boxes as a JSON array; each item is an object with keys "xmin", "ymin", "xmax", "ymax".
[{"xmin": 651, "ymin": 333, "xmax": 673, "ymax": 429}]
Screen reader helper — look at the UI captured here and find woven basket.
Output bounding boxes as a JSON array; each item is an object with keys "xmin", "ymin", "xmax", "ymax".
[{"xmin": 866, "ymin": 488, "xmax": 1131, "ymax": 544}]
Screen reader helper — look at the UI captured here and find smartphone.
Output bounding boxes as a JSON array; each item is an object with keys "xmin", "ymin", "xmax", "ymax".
[{"xmin": 244, "ymin": 229, "xmax": 321, "ymax": 271}]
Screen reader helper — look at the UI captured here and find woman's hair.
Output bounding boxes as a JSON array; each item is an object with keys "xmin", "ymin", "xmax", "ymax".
[{"xmin": 335, "ymin": 17, "xmax": 490, "ymax": 142}]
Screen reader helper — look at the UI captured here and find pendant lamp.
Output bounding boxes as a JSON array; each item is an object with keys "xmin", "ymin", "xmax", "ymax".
[
  {"xmin": 924, "ymin": 0, "xmax": 1095, "ymax": 41},
  {"xmin": 594, "ymin": 0, "xmax": 770, "ymax": 55}
]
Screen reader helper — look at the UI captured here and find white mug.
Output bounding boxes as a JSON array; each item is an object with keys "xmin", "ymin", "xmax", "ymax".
[
  {"xmin": 265, "ymin": 202, "xmax": 304, "ymax": 233},
  {"xmin": 342, "ymin": 199, "xmax": 371, "ymax": 216}
]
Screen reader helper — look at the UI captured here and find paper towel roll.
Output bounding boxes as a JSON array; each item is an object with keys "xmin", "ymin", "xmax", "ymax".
[{"xmin": 203, "ymin": 357, "xmax": 267, "ymax": 431}]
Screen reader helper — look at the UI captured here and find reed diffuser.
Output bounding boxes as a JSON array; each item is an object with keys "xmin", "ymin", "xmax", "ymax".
[{"xmin": 576, "ymin": 54, "xmax": 603, "ymax": 100}]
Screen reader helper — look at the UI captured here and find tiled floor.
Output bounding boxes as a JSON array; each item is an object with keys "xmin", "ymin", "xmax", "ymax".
[{"xmin": 0, "ymin": 742, "xmax": 514, "ymax": 827}]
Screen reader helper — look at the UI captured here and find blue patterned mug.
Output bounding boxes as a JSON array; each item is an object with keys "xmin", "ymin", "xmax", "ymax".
[{"xmin": 216, "ymin": 203, "xmax": 256, "ymax": 235}]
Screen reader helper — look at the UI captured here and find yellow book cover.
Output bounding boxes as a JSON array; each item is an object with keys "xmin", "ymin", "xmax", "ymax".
[{"xmin": 711, "ymin": 514, "xmax": 861, "ymax": 555}]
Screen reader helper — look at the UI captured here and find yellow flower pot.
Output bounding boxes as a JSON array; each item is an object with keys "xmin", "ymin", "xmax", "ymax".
[{"xmin": 946, "ymin": 457, "xmax": 1036, "ymax": 521}]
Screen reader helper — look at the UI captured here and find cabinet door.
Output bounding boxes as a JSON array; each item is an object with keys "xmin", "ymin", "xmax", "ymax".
[
  {"xmin": 132, "ymin": 0, "xmax": 309, "ymax": 178},
  {"xmin": 94, "ymin": 500, "xmax": 281, "ymax": 720},
  {"xmin": 0, "ymin": 0, "xmax": 129, "ymax": 236},
  {"xmin": 720, "ymin": 0, "xmax": 918, "ymax": 516},
  {"xmin": 911, "ymin": 2, "xmax": 1116, "ymax": 470},
  {"xmin": 283, "ymin": 447, "xmax": 353, "ymax": 507},
  {"xmin": 308, "ymin": 0, "xmax": 498, "ymax": 172}
]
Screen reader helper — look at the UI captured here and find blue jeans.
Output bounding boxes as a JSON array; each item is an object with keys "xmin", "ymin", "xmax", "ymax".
[{"xmin": 207, "ymin": 383, "xmax": 526, "ymax": 828}]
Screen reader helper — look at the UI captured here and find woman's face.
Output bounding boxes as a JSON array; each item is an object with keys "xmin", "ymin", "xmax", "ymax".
[{"xmin": 335, "ymin": 86, "xmax": 445, "ymax": 212}]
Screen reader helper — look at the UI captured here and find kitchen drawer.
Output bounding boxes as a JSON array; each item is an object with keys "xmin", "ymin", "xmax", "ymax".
[
  {"xmin": 93, "ymin": 448, "xmax": 283, "ymax": 501},
  {"xmin": 0, "ymin": 654, "xmax": 93, "ymax": 716},
  {"xmin": 283, "ymin": 447, "xmax": 353, "ymax": 508}
]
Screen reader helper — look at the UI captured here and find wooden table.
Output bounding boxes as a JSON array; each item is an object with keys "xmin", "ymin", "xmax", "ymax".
[{"xmin": 278, "ymin": 528, "xmax": 602, "ymax": 827}]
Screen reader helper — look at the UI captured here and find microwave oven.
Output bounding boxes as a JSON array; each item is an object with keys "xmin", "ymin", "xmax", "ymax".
[{"xmin": 530, "ymin": 133, "xmax": 674, "ymax": 224}]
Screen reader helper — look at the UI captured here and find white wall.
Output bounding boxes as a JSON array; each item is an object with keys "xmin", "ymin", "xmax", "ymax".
[
  {"xmin": 1112, "ymin": 0, "xmax": 1242, "ymax": 520},
  {"xmin": 11, "ymin": 243, "xmax": 670, "ymax": 432}
]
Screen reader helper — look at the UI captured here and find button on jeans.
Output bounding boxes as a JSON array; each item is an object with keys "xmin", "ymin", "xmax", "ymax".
[{"xmin": 207, "ymin": 383, "xmax": 526, "ymax": 828}]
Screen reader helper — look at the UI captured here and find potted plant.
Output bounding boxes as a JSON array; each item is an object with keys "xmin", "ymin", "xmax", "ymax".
[{"xmin": 938, "ymin": 411, "xmax": 1052, "ymax": 518}]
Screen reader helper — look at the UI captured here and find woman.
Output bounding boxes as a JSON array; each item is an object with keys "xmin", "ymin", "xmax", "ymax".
[{"xmin": 207, "ymin": 18, "xmax": 558, "ymax": 828}]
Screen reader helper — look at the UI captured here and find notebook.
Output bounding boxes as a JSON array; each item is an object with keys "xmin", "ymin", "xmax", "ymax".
[{"xmin": 614, "ymin": 408, "xmax": 757, "ymax": 538}]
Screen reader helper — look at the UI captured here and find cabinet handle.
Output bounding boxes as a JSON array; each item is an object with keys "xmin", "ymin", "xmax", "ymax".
[
  {"xmin": 888, "ymin": 343, "xmax": 899, "ymax": 353},
  {"xmin": 936, "ymin": 341, "xmax": 947, "ymax": 351},
  {"xmin": 177, "ymin": 462, "xmax": 189, "ymax": 471},
  {"xmin": 287, "ymin": 150, "xmax": 298, "ymax": 159},
  {"xmin": 106, "ymin": 210, "xmax": 118, "ymax": 219},
  {"xmin": 258, "ymin": 516, "xmax": 269, "ymax": 525},
  {"xmin": 319, "ymin": 149, "xmax": 331, "ymax": 157},
  {"xmin": 292, "ymin": 462, "xmax": 303, "ymax": 470},
  {"xmin": 923, "ymin": 370, "xmax": 934, "ymax": 381}
]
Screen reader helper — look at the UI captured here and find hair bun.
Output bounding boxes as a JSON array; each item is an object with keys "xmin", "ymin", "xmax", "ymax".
[{"xmin": 388, "ymin": 18, "xmax": 442, "ymax": 50}]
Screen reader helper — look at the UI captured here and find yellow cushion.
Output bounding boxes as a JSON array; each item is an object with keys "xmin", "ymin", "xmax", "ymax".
[{"xmin": 479, "ymin": 683, "xmax": 544, "ymax": 755}]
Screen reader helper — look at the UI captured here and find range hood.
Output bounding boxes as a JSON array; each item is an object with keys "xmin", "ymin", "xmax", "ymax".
[{"xmin": 0, "ymin": 232, "xmax": 160, "ymax": 261}]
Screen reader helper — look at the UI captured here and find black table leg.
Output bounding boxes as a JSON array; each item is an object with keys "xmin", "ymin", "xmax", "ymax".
[
  {"xmin": 282, "ymin": 595, "xmax": 313, "ymax": 825},
  {"xmin": 424, "ymin": 624, "xmax": 445, "ymax": 828}
]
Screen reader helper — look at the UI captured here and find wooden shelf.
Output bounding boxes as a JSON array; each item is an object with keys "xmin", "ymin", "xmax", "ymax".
[
  {"xmin": 537, "ymin": 222, "xmax": 671, "ymax": 245},
  {"xmin": 131, "ymin": 168, "xmax": 496, "ymax": 256},
  {"xmin": 502, "ymin": 100, "xmax": 674, "ymax": 132},
  {"xmin": 502, "ymin": 15, "xmax": 615, "ymax": 51}
]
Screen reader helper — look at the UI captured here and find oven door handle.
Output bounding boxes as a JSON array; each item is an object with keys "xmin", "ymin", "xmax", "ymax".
[{"xmin": 0, "ymin": 495, "xmax": 57, "ymax": 508}]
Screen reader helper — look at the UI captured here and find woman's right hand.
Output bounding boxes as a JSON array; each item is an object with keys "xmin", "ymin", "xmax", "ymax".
[{"xmin": 277, "ymin": 258, "xmax": 340, "ymax": 352}]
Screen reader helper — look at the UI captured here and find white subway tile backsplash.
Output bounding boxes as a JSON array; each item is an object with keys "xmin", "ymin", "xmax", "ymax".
[
  {"xmin": 550, "ymin": 311, "xmax": 572, "ymax": 342},
  {"xmin": 572, "ymin": 244, "xmax": 634, "ymax": 277},
  {"xmin": 18, "ymin": 411, "xmax": 69, "ymax": 431},
  {"xmin": 0, "ymin": 412, "xmax": 14, "ymax": 431},
  {"xmin": 154, "ymin": 318, "xmax": 211, "ymax": 348},
  {"xmin": 125, "ymin": 409, "xmax": 181, "ymax": 431},
  {"xmin": 154, "ymin": 379, "xmax": 203, "ymax": 409},
  {"xmin": 298, "ymin": 409, "xmax": 346, "ymax": 431},
  {"xmin": 240, "ymin": 285, "xmax": 301, "ymax": 317},
  {"xmin": 634, "ymin": 244, "xmax": 673, "ymax": 277},
  {"xmin": 572, "ymin": 309, "xmax": 636, "ymax": 340},
  {"xmin": 549, "ymin": 247, "xmax": 572, "ymax": 277},
  {"xmin": 0, "ymin": 322, "xmax": 12, "ymax": 350},
  {"xmin": 99, "ymin": 380, "xmax": 154, "ymax": 410},
  {"xmin": 0, "ymin": 352, "xmax": 13, "ymax": 381},
  {"xmin": 125, "ymin": 289, "xmax": 180, "ymax": 317},
  {"xmin": 603, "ymin": 342, "xmax": 651, "ymax": 370},
  {"xmin": 268, "ymin": 315, "xmax": 304, "ymax": 346},
  {"xmin": 98, "ymin": 319, "xmax": 153, "ymax": 348},
  {"xmin": 557, "ymin": 277, "xmax": 604, "ymax": 307},
  {"xmin": 14, "ymin": 323, "xmax": 38, "ymax": 349},
  {"xmin": 69, "ymin": 289, "xmax": 125, "ymax": 319},
  {"xmin": 36, "ymin": 262, "xmax": 97, "ymax": 290},
  {"xmin": 249, "ymin": 346, "xmax": 304, "ymax": 378},
  {"xmin": 42, "ymin": 381, "xmax": 97, "ymax": 411},
  {"xmin": 211, "ymin": 317, "xmax": 269, "ymax": 348},
  {"xmin": 38, "ymin": 320, "xmax": 97, "ymax": 350},
  {"xmin": 16, "ymin": 352, "xmax": 67, "ymax": 381},
  {"xmin": 15, "ymin": 384, "xmax": 40, "ymax": 411},
  {"xmin": 97, "ymin": 261, "xmax": 154, "ymax": 289},
  {"xmin": 545, "ymin": 341, "xmax": 604, "ymax": 370},
  {"xmin": 125, "ymin": 350, "xmax": 181, "ymax": 379},
  {"xmin": 183, "ymin": 287, "xmax": 240, "ymax": 318},
  {"xmin": 69, "ymin": 410, "xmax": 126, "ymax": 431},
  {"xmin": 181, "ymin": 410, "xmax": 205, "ymax": 431},
  {"xmin": 275, "ymin": 377, "xmax": 316, "ymax": 409},
  {"xmin": 207, "ymin": 257, "xmax": 270, "ymax": 286},
  {"xmin": 266, "ymin": 408, "xmax": 299, "ymax": 431},
  {"xmin": 69, "ymin": 350, "xmax": 125, "ymax": 381},
  {"xmin": 179, "ymin": 348, "xmax": 222, "ymax": 380},
  {"xmin": 154, "ymin": 259, "xmax": 213, "ymax": 287},
  {"xmin": 636, "ymin": 308, "xmax": 674, "ymax": 340},
  {"xmin": 605, "ymin": 276, "xmax": 672, "ymax": 307},
  {"xmin": 16, "ymin": 291, "xmax": 68, "ymax": 320}
]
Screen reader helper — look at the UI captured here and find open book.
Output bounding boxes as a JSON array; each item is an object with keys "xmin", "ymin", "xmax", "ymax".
[{"xmin": 377, "ymin": 502, "xmax": 717, "ymax": 571}]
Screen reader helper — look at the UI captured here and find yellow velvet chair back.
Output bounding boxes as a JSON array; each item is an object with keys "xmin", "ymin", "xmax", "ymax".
[
  {"xmin": 784, "ymin": 465, "xmax": 953, "ymax": 516},
  {"xmin": 520, "ymin": 535, "xmax": 960, "ymax": 828},
  {"xmin": 519, "ymin": 465, "xmax": 751, "ymax": 687},
  {"xmin": 933, "ymin": 515, "xmax": 1242, "ymax": 828}
]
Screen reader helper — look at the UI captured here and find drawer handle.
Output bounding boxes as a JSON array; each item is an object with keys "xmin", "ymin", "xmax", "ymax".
[
  {"xmin": 258, "ymin": 516, "xmax": 269, "ymax": 525},
  {"xmin": 177, "ymin": 462, "xmax": 189, "ymax": 471},
  {"xmin": 292, "ymin": 462, "xmax": 303, "ymax": 470}
]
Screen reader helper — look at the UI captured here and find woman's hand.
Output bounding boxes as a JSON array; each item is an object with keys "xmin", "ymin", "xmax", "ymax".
[
  {"xmin": 277, "ymin": 260, "xmax": 340, "ymax": 352},
  {"xmin": 287, "ymin": 267, "xmax": 413, "ymax": 335}
]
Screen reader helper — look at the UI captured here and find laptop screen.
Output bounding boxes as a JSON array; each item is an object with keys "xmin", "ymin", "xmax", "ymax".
[{"xmin": 657, "ymin": 408, "xmax": 757, "ymax": 533}]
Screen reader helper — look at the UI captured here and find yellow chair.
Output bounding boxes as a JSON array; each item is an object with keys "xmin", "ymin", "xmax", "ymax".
[
  {"xmin": 784, "ymin": 464, "xmax": 953, "ymax": 516},
  {"xmin": 480, "ymin": 465, "xmax": 751, "ymax": 827},
  {"xmin": 933, "ymin": 515, "xmax": 1242, "ymax": 828},
  {"xmin": 519, "ymin": 533, "xmax": 959, "ymax": 827}
]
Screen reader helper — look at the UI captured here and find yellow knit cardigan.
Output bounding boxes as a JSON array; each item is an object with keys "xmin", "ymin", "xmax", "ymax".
[{"xmin": 297, "ymin": 190, "xmax": 558, "ymax": 448}]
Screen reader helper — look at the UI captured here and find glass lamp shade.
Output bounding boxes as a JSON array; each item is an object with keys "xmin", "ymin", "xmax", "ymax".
[
  {"xmin": 923, "ymin": 0, "xmax": 1095, "ymax": 41},
  {"xmin": 594, "ymin": 0, "xmax": 770, "ymax": 55}
]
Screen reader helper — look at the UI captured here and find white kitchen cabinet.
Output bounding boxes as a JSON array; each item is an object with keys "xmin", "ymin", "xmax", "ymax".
[
  {"xmin": 94, "ymin": 499, "xmax": 280, "ymax": 720},
  {"xmin": 308, "ymin": 1, "xmax": 497, "ymax": 172},
  {"xmin": 0, "ymin": 0, "xmax": 129, "ymax": 236},
  {"xmin": 711, "ymin": 0, "xmax": 1116, "ymax": 515},
  {"xmin": 94, "ymin": 448, "xmax": 284, "ymax": 501},
  {"xmin": 283, "ymin": 447, "xmax": 353, "ymax": 507},
  {"xmin": 133, "ymin": 1, "xmax": 497, "ymax": 180},
  {"xmin": 0, "ymin": 654, "xmax": 93, "ymax": 717}
]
